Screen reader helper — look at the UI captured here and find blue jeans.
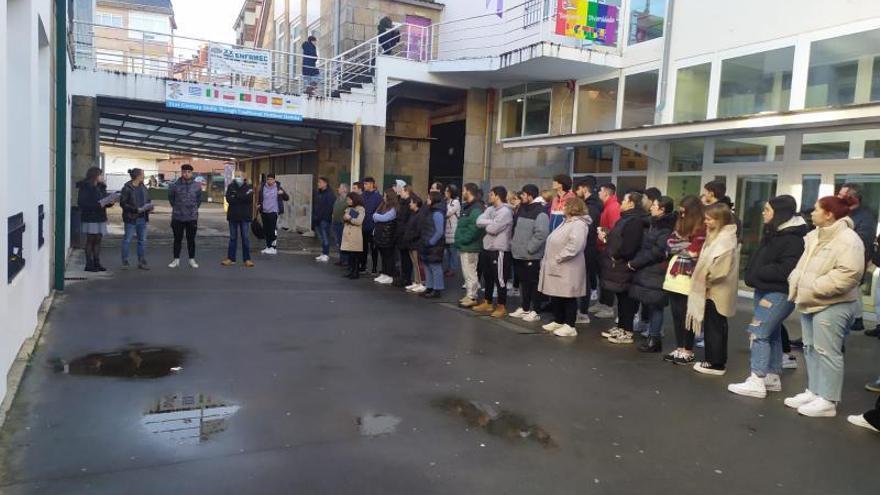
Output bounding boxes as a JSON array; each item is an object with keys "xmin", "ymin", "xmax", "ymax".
[
  {"xmin": 333, "ymin": 222, "xmax": 347, "ymax": 263},
  {"xmin": 316, "ymin": 220, "xmax": 331, "ymax": 255},
  {"xmin": 443, "ymin": 244, "xmax": 459, "ymax": 273},
  {"xmin": 122, "ymin": 218, "xmax": 147, "ymax": 262},
  {"xmin": 228, "ymin": 221, "xmax": 251, "ymax": 262},
  {"xmin": 424, "ymin": 262, "xmax": 444, "ymax": 290},
  {"xmin": 646, "ymin": 304, "xmax": 664, "ymax": 338},
  {"xmin": 748, "ymin": 291, "xmax": 795, "ymax": 376},
  {"xmin": 801, "ymin": 300, "xmax": 858, "ymax": 402}
]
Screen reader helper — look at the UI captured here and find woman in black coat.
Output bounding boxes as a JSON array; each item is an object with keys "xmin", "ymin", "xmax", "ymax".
[
  {"xmin": 394, "ymin": 187, "xmax": 413, "ymax": 287},
  {"xmin": 628, "ymin": 196, "xmax": 677, "ymax": 352},
  {"xmin": 402, "ymin": 194, "xmax": 426, "ymax": 292},
  {"xmin": 76, "ymin": 166, "xmax": 114, "ymax": 272}
]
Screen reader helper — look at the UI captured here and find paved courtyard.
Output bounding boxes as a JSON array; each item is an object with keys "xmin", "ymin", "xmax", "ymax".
[{"xmin": 0, "ymin": 246, "xmax": 878, "ymax": 494}]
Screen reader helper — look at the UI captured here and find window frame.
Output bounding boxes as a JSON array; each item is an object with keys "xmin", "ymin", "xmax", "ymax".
[
  {"xmin": 498, "ymin": 83, "xmax": 553, "ymax": 141},
  {"xmin": 626, "ymin": 0, "xmax": 668, "ymax": 47},
  {"xmin": 95, "ymin": 11, "xmax": 123, "ymax": 28}
]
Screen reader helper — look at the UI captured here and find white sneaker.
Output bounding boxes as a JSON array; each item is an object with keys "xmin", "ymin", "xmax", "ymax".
[
  {"xmin": 377, "ymin": 275, "xmax": 393, "ymax": 285},
  {"xmin": 510, "ymin": 308, "xmax": 527, "ymax": 319},
  {"xmin": 405, "ymin": 283, "xmax": 418, "ymax": 291},
  {"xmin": 594, "ymin": 305, "xmax": 615, "ymax": 319},
  {"xmin": 587, "ymin": 303, "xmax": 604, "ymax": 314},
  {"xmin": 601, "ymin": 327, "xmax": 623, "ymax": 339},
  {"xmin": 411, "ymin": 284, "xmax": 427, "ymax": 293},
  {"xmin": 542, "ymin": 322, "xmax": 562, "ymax": 332},
  {"xmin": 728, "ymin": 374, "xmax": 767, "ymax": 398},
  {"xmin": 168, "ymin": 259, "xmax": 180, "ymax": 268},
  {"xmin": 188, "ymin": 259, "xmax": 199, "ymax": 269},
  {"xmin": 764, "ymin": 373, "xmax": 782, "ymax": 392},
  {"xmin": 782, "ymin": 354, "xmax": 798, "ymax": 369},
  {"xmin": 608, "ymin": 331, "xmax": 634, "ymax": 344},
  {"xmin": 576, "ymin": 312, "xmax": 591, "ymax": 324},
  {"xmin": 521, "ymin": 311, "xmax": 541, "ymax": 323},
  {"xmin": 784, "ymin": 390, "xmax": 817, "ymax": 409},
  {"xmin": 553, "ymin": 324, "xmax": 578, "ymax": 337},
  {"xmin": 847, "ymin": 414, "xmax": 879, "ymax": 432},
  {"xmin": 797, "ymin": 397, "xmax": 837, "ymax": 417},
  {"xmin": 692, "ymin": 362, "xmax": 726, "ymax": 376},
  {"xmin": 315, "ymin": 254, "xmax": 329, "ymax": 262},
  {"xmin": 261, "ymin": 247, "xmax": 270, "ymax": 254},
  {"xmin": 373, "ymin": 274, "xmax": 385, "ymax": 282}
]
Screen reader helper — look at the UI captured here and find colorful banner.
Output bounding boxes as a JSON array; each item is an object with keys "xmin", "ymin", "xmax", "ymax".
[
  {"xmin": 165, "ymin": 81, "xmax": 304, "ymax": 122},
  {"xmin": 208, "ymin": 44, "xmax": 272, "ymax": 78},
  {"xmin": 554, "ymin": 0, "xmax": 619, "ymax": 46}
]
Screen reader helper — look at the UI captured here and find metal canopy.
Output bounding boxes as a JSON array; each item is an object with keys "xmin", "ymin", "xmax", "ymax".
[{"xmin": 96, "ymin": 97, "xmax": 348, "ymax": 161}]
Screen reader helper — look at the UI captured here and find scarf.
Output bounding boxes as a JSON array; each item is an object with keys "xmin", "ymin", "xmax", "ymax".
[{"xmin": 685, "ymin": 224, "xmax": 738, "ymax": 336}]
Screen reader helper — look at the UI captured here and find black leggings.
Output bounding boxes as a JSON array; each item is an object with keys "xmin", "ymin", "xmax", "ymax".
[
  {"xmin": 399, "ymin": 248, "xmax": 413, "ymax": 284},
  {"xmin": 551, "ymin": 297, "xmax": 577, "ymax": 326},
  {"xmin": 171, "ymin": 220, "xmax": 197, "ymax": 258},
  {"xmin": 379, "ymin": 247, "xmax": 397, "ymax": 277},
  {"xmin": 84, "ymin": 234, "xmax": 103, "ymax": 266},
  {"xmin": 615, "ymin": 291, "xmax": 639, "ymax": 332},
  {"xmin": 669, "ymin": 292, "xmax": 694, "ymax": 351},
  {"xmin": 261, "ymin": 212, "xmax": 278, "ymax": 248}
]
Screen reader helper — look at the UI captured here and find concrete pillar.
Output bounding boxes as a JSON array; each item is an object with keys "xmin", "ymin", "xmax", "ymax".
[
  {"xmin": 70, "ymin": 96, "xmax": 99, "ymax": 203},
  {"xmin": 361, "ymin": 124, "xmax": 385, "ymax": 183},
  {"xmin": 463, "ymin": 89, "xmax": 488, "ymax": 186},
  {"xmin": 854, "ymin": 55, "xmax": 875, "ymax": 105}
]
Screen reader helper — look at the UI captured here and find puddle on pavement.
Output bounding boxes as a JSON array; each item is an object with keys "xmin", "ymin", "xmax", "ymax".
[
  {"xmin": 52, "ymin": 346, "xmax": 186, "ymax": 378},
  {"xmin": 141, "ymin": 393, "xmax": 240, "ymax": 444},
  {"xmin": 357, "ymin": 413, "xmax": 401, "ymax": 437},
  {"xmin": 432, "ymin": 397, "xmax": 555, "ymax": 448}
]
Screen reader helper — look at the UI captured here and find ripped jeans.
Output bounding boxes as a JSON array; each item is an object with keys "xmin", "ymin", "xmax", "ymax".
[
  {"xmin": 749, "ymin": 291, "xmax": 795, "ymax": 377},
  {"xmin": 801, "ymin": 300, "xmax": 858, "ymax": 402}
]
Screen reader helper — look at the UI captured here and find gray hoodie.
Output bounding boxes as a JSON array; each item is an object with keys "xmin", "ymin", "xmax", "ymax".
[
  {"xmin": 476, "ymin": 203, "xmax": 514, "ymax": 252},
  {"xmin": 511, "ymin": 201, "xmax": 550, "ymax": 261}
]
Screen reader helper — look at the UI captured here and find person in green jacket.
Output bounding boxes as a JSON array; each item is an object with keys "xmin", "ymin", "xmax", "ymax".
[
  {"xmin": 332, "ymin": 183, "xmax": 350, "ymax": 265},
  {"xmin": 455, "ymin": 183, "xmax": 486, "ymax": 307}
]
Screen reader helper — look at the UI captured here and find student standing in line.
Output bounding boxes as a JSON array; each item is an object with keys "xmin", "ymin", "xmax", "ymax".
[
  {"xmin": 167, "ymin": 164, "xmax": 202, "ymax": 269},
  {"xmin": 331, "ymin": 183, "xmax": 350, "ymax": 266},
  {"xmin": 443, "ymin": 185, "xmax": 461, "ymax": 278},
  {"xmin": 785, "ymin": 195, "xmax": 864, "ymax": 418},
  {"xmin": 455, "ymin": 183, "xmax": 485, "ymax": 308},
  {"xmin": 836, "ymin": 183, "xmax": 877, "ymax": 332},
  {"xmin": 728, "ymin": 195, "xmax": 807, "ymax": 398},
  {"xmin": 341, "ymin": 192, "xmax": 366, "ymax": 279},
  {"xmin": 403, "ymin": 193, "xmax": 426, "ymax": 293},
  {"xmin": 77, "ymin": 166, "xmax": 113, "ymax": 272},
  {"xmin": 687, "ymin": 203, "xmax": 740, "ymax": 375},
  {"xmin": 372, "ymin": 188, "xmax": 399, "ymax": 285},
  {"xmin": 574, "ymin": 177, "xmax": 603, "ymax": 322},
  {"xmin": 360, "ymin": 177, "xmax": 382, "ymax": 273},
  {"xmin": 548, "ymin": 174, "xmax": 575, "ymax": 232},
  {"xmin": 119, "ymin": 168, "xmax": 153, "ymax": 270},
  {"xmin": 420, "ymin": 191, "xmax": 447, "ymax": 298},
  {"xmin": 257, "ymin": 174, "xmax": 290, "ymax": 255},
  {"xmin": 394, "ymin": 183, "xmax": 413, "ymax": 287},
  {"xmin": 313, "ymin": 176, "xmax": 335, "ymax": 263},
  {"xmin": 590, "ymin": 182, "xmax": 621, "ymax": 319},
  {"xmin": 473, "ymin": 186, "xmax": 514, "ymax": 318},
  {"xmin": 222, "ymin": 170, "xmax": 255, "ymax": 267},
  {"xmin": 539, "ymin": 197, "xmax": 589, "ymax": 337},
  {"xmin": 510, "ymin": 184, "xmax": 549, "ymax": 323}
]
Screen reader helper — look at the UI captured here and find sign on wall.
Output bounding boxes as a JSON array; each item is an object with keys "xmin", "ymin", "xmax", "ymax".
[
  {"xmin": 165, "ymin": 81, "xmax": 304, "ymax": 122},
  {"xmin": 554, "ymin": 0, "xmax": 619, "ymax": 46},
  {"xmin": 208, "ymin": 44, "xmax": 272, "ymax": 78}
]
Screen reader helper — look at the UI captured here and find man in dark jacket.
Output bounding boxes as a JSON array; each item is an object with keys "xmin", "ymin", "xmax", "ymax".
[
  {"xmin": 257, "ymin": 174, "xmax": 291, "ymax": 255},
  {"xmin": 167, "ymin": 164, "xmax": 202, "ymax": 269},
  {"xmin": 360, "ymin": 177, "xmax": 382, "ymax": 273},
  {"xmin": 510, "ymin": 185, "xmax": 549, "ymax": 322},
  {"xmin": 838, "ymin": 183, "xmax": 878, "ymax": 331},
  {"xmin": 223, "ymin": 171, "xmax": 255, "ymax": 267},
  {"xmin": 313, "ymin": 176, "xmax": 335, "ymax": 262},
  {"xmin": 599, "ymin": 191, "xmax": 649, "ymax": 343},
  {"xmin": 378, "ymin": 17, "xmax": 399, "ymax": 55},
  {"xmin": 575, "ymin": 177, "xmax": 603, "ymax": 319},
  {"xmin": 119, "ymin": 168, "xmax": 153, "ymax": 270},
  {"xmin": 302, "ymin": 35, "xmax": 319, "ymax": 95}
]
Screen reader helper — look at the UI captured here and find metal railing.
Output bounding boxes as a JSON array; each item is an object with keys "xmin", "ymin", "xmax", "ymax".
[{"xmin": 70, "ymin": 20, "xmax": 376, "ymax": 101}]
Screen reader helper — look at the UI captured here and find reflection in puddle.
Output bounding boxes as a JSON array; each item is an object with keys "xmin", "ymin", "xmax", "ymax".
[
  {"xmin": 357, "ymin": 413, "xmax": 401, "ymax": 437},
  {"xmin": 53, "ymin": 347, "xmax": 186, "ymax": 378},
  {"xmin": 141, "ymin": 393, "xmax": 239, "ymax": 444},
  {"xmin": 432, "ymin": 397, "xmax": 555, "ymax": 448}
]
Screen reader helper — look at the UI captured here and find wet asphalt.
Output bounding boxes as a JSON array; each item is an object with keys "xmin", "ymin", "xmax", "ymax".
[{"xmin": 0, "ymin": 248, "xmax": 878, "ymax": 494}]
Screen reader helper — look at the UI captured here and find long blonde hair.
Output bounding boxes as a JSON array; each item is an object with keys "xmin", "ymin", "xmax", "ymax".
[{"xmin": 704, "ymin": 203, "xmax": 733, "ymax": 242}]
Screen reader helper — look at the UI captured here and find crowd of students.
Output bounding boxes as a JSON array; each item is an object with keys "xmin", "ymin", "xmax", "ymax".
[{"xmin": 313, "ymin": 173, "xmax": 880, "ymax": 433}]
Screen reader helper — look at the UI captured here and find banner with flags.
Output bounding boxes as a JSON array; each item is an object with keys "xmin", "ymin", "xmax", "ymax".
[{"xmin": 165, "ymin": 81, "xmax": 304, "ymax": 122}]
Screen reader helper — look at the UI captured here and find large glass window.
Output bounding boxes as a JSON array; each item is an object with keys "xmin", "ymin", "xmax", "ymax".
[
  {"xmin": 669, "ymin": 139, "xmax": 703, "ymax": 172},
  {"xmin": 619, "ymin": 147, "xmax": 648, "ymax": 171},
  {"xmin": 667, "ymin": 176, "xmax": 702, "ymax": 200},
  {"xmin": 628, "ymin": 0, "xmax": 667, "ymax": 45},
  {"xmin": 673, "ymin": 64, "xmax": 710, "ymax": 122},
  {"xmin": 574, "ymin": 145, "xmax": 614, "ymax": 174},
  {"xmin": 737, "ymin": 175, "xmax": 778, "ymax": 277},
  {"xmin": 577, "ymin": 78, "xmax": 618, "ymax": 133},
  {"xmin": 801, "ymin": 129, "xmax": 880, "ymax": 160},
  {"xmin": 500, "ymin": 84, "xmax": 552, "ymax": 139},
  {"xmin": 618, "ymin": 176, "xmax": 648, "ymax": 197},
  {"xmin": 128, "ymin": 12, "xmax": 170, "ymax": 41},
  {"xmin": 95, "ymin": 11, "xmax": 123, "ymax": 28},
  {"xmin": 622, "ymin": 70, "xmax": 658, "ymax": 128},
  {"xmin": 714, "ymin": 136, "xmax": 785, "ymax": 163},
  {"xmin": 806, "ymin": 28, "xmax": 880, "ymax": 108},
  {"xmin": 718, "ymin": 47, "xmax": 794, "ymax": 118},
  {"xmin": 800, "ymin": 174, "xmax": 821, "ymax": 213}
]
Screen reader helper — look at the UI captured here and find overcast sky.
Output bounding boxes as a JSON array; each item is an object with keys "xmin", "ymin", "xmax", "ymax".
[{"xmin": 173, "ymin": 0, "xmax": 241, "ymax": 44}]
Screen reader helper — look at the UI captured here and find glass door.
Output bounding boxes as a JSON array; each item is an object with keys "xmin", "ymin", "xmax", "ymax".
[
  {"xmin": 735, "ymin": 175, "xmax": 778, "ymax": 277},
  {"xmin": 834, "ymin": 173, "xmax": 880, "ymax": 315}
]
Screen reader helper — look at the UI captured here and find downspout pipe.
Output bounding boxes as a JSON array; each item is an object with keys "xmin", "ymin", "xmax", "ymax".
[
  {"xmin": 54, "ymin": 0, "xmax": 68, "ymax": 291},
  {"xmin": 654, "ymin": 0, "xmax": 675, "ymax": 123}
]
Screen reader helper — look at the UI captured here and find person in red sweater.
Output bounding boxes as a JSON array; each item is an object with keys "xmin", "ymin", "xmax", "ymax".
[{"xmin": 599, "ymin": 183, "xmax": 621, "ymax": 232}]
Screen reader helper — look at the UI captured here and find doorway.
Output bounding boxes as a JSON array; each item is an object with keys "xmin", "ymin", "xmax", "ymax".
[{"xmin": 429, "ymin": 120, "xmax": 465, "ymax": 189}]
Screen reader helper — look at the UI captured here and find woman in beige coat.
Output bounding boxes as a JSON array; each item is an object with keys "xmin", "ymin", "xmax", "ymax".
[
  {"xmin": 539, "ymin": 197, "xmax": 589, "ymax": 338},
  {"xmin": 784, "ymin": 195, "xmax": 864, "ymax": 418},
  {"xmin": 341, "ymin": 193, "xmax": 366, "ymax": 279},
  {"xmin": 687, "ymin": 202, "xmax": 740, "ymax": 376}
]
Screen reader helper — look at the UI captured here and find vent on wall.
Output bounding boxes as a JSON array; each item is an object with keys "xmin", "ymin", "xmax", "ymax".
[{"xmin": 8, "ymin": 213, "xmax": 26, "ymax": 283}]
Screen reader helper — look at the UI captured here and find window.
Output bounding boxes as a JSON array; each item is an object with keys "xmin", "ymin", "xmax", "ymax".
[
  {"xmin": 628, "ymin": 0, "xmax": 666, "ymax": 45},
  {"xmin": 500, "ymin": 83, "xmax": 552, "ymax": 139},
  {"xmin": 673, "ymin": 63, "xmax": 710, "ymax": 122},
  {"xmin": 666, "ymin": 176, "xmax": 702, "ymax": 200},
  {"xmin": 38, "ymin": 205, "xmax": 45, "ymax": 248},
  {"xmin": 617, "ymin": 175, "xmax": 648, "ymax": 196},
  {"xmin": 800, "ymin": 174, "xmax": 821, "ymax": 213},
  {"xmin": 95, "ymin": 11, "xmax": 123, "ymax": 28},
  {"xmin": 737, "ymin": 175, "xmax": 778, "ymax": 276},
  {"xmin": 574, "ymin": 145, "xmax": 614, "ymax": 174},
  {"xmin": 8, "ymin": 213, "xmax": 25, "ymax": 283},
  {"xmin": 801, "ymin": 129, "xmax": 880, "ymax": 160},
  {"xmin": 622, "ymin": 70, "xmax": 658, "ymax": 128},
  {"xmin": 577, "ymin": 78, "xmax": 618, "ymax": 133},
  {"xmin": 718, "ymin": 47, "xmax": 794, "ymax": 118},
  {"xmin": 619, "ymin": 147, "xmax": 648, "ymax": 171},
  {"xmin": 806, "ymin": 28, "xmax": 880, "ymax": 109},
  {"xmin": 95, "ymin": 49, "xmax": 125, "ymax": 69},
  {"xmin": 713, "ymin": 135, "xmax": 785, "ymax": 163},
  {"xmin": 128, "ymin": 13, "xmax": 171, "ymax": 41}
]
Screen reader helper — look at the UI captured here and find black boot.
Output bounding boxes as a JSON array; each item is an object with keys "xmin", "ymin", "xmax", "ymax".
[
  {"xmin": 95, "ymin": 254, "xmax": 107, "ymax": 272},
  {"xmin": 638, "ymin": 337, "xmax": 662, "ymax": 353},
  {"xmin": 84, "ymin": 253, "xmax": 98, "ymax": 272}
]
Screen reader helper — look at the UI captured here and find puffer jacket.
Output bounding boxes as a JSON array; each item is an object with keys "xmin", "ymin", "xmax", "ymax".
[
  {"xmin": 600, "ymin": 208, "xmax": 649, "ymax": 293},
  {"xmin": 420, "ymin": 202, "xmax": 446, "ymax": 263},
  {"xmin": 744, "ymin": 216, "xmax": 809, "ymax": 294},
  {"xmin": 628, "ymin": 212, "xmax": 677, "ymax": 306},
  {"xmin": 511, "ymin": 201, "xmax": 550, "ymax": 261},
  {"xmin": 788, "ymin": 216, "xmax": 865, "ymax": 314},
  {"xmin": 395, "ymin": 198, "xmax": 412, "ymax": 250},
  {"xmin": 168, "ymin": 178, "xmax": 202, "ymax": 222},
  {"xmin": 476, "ymin": 203, "xmax": 514, "ymax": 252},
  {"xmin": 77, "ymin": 180, "xmax": 109, "ymax": 223},
  {"xmin": 372, "ymin": 207, "xmax": 398, "ymax": 248},
  {"xmin": 445, "ymin": 198, "xmax": 461, "ymax": 245},
  {"xmin": 454, "ymin": 201, "xmax": 485, "ymax": 253},
  {"xmin": 400, "ymin": 207, "xmax": 424, "ymax": 250}
]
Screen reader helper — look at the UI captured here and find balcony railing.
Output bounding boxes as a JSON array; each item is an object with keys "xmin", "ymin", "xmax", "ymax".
[{"xmin": 70, "ymin": 20, "xmax": 376, "ymax": 101}]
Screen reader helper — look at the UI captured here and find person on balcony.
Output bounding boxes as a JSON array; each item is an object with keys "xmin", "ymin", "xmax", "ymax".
[
  {"xmin": 378, "ymin": 17, "xmax": 400, "ymax": 55},
  {"xmin": 302, "ymin": 35, "xmax": 319, "ymax": 95}
]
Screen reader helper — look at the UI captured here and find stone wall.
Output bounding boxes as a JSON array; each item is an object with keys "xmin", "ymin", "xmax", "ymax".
[
  {"xmin": 384, "ymin": 102, "xmax": 432, "ymax": 192},
  {"xmin": 70, "ymin": 96, "xmax": 99, "ymax": 203},
  {"xmin": 337, "ymin": 0, "xmax": 443, "ymax": 53}
]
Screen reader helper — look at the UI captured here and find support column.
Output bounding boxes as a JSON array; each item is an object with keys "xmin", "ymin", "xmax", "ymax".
[
  {"xmin": 361, "ymin": 124, "xmax": 385, "ymax": 183},
  {"xmin": 463, "ymin": 88, "xmax": 488, "ymax": 186},
  {"xmin": 69, "ymin": 95, "xmax": 98, "ymax": 251}
]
